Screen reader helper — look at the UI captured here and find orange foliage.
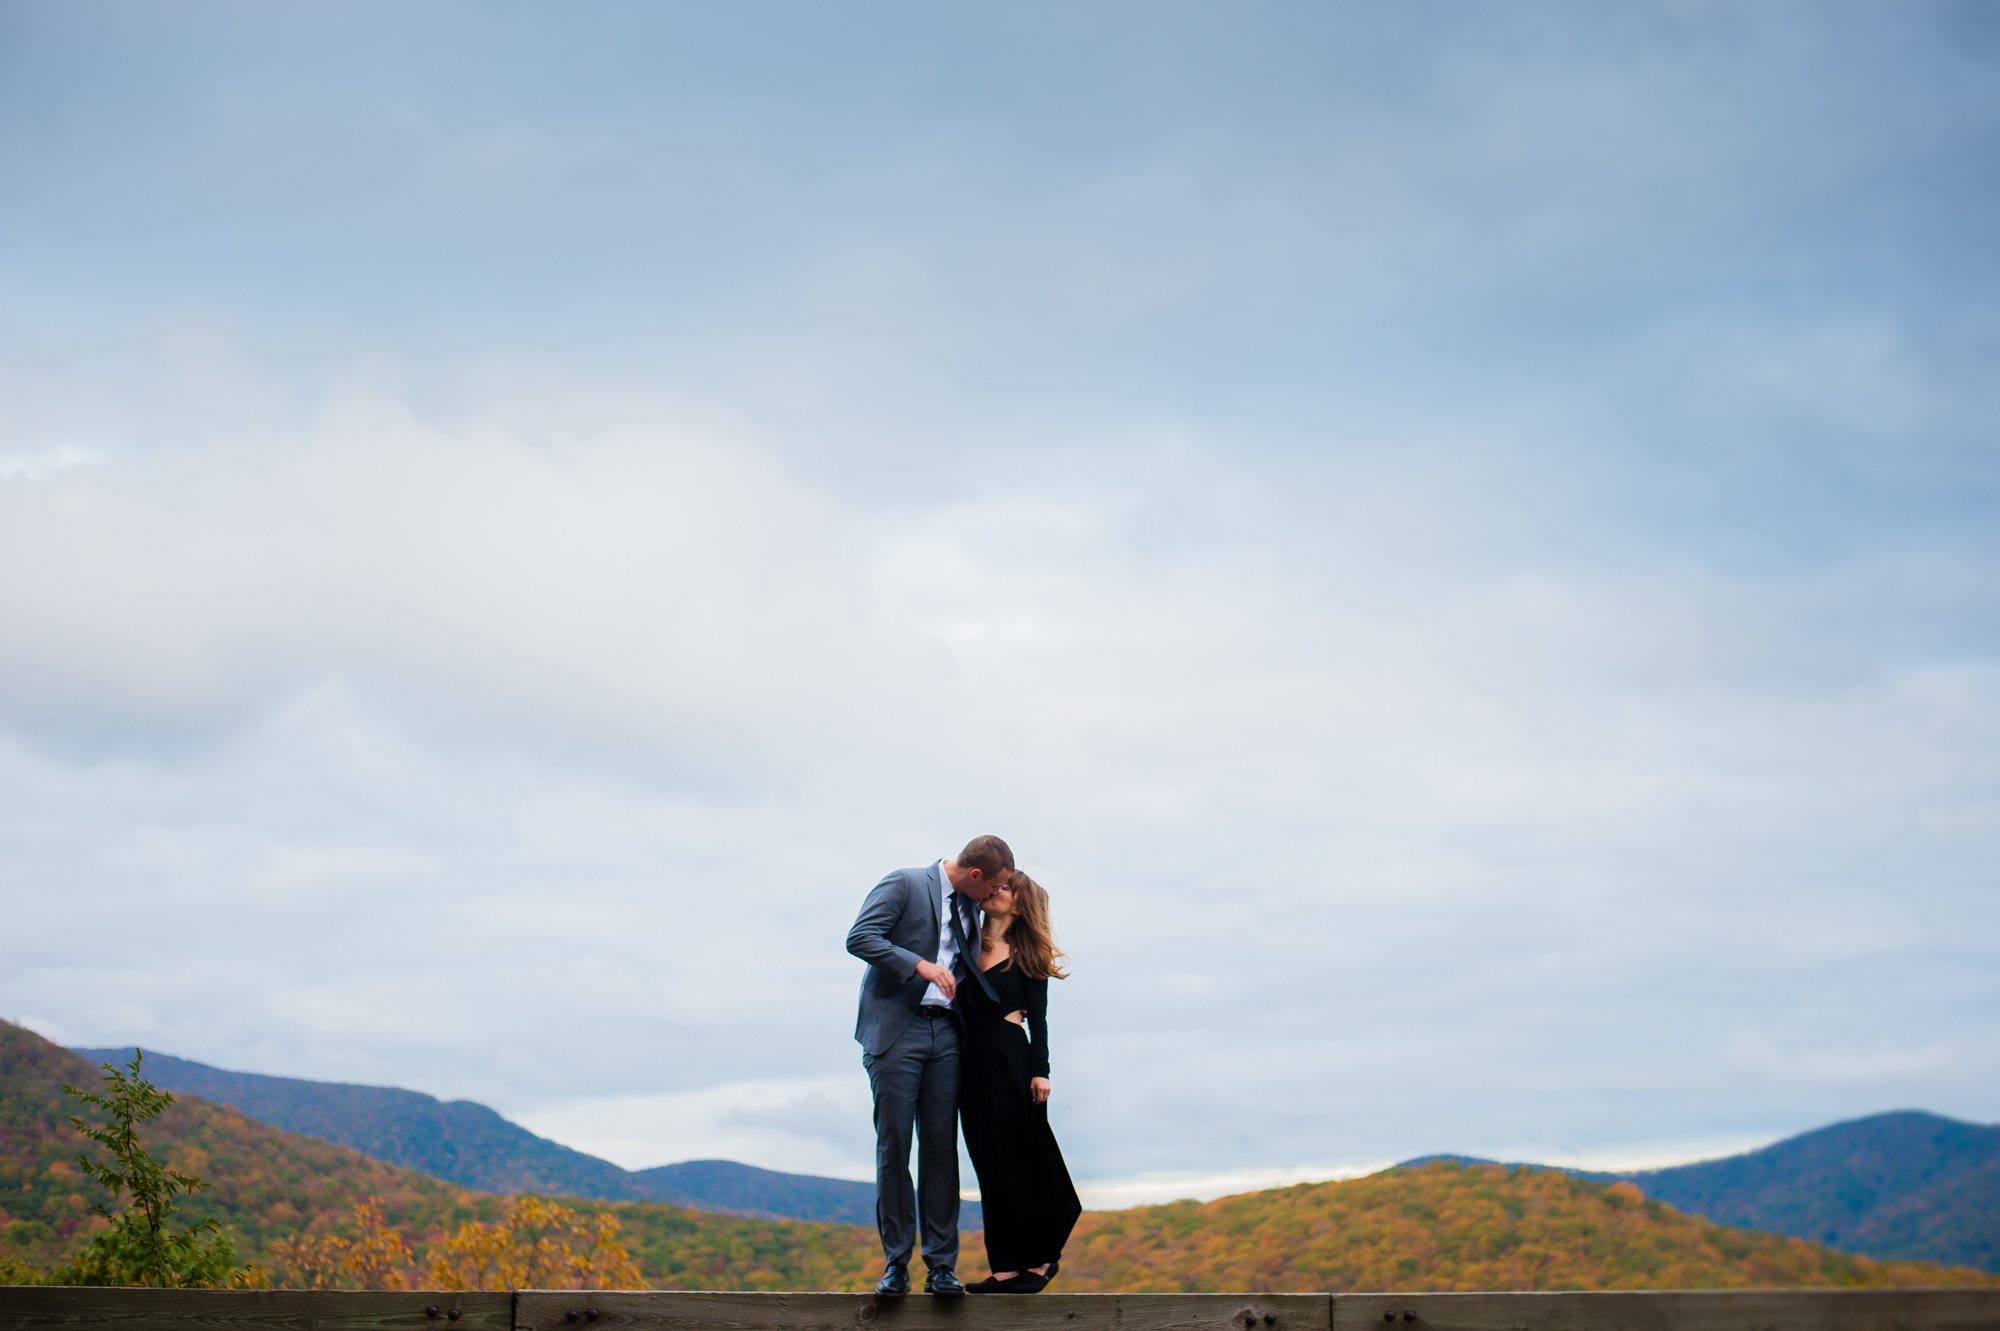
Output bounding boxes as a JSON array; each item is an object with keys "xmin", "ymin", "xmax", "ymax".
[
  {"xmin": 267, "ymin": 1196, "xmax": 641, "ymax": 1291},
  {"xmin": 952, "ymin": 1163, "xmax": 2000, "ymax": 1293},
  {"xmin": 263, "ymin": 1231, "xmax": 351, "ymax": 1290},
  {"xmin": 267, "ymin": 1198, "xmax": 418, "ymax": 1289},
  {"xmin": 347, "ymin": 1198, "xmax": 419, "ymax": 1289},
  {"xmin": 429, "ymin": 1196, "xmax": 644, "ymax": 1291}
]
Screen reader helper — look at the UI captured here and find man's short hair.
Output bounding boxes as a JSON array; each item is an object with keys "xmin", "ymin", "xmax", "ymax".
[{"xmin": 958, "ymin": 835, "xmax": 1015, "ymax": 881}]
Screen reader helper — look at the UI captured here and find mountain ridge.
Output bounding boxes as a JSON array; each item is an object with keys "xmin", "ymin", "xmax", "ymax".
[
  {"xmin": 1025, "ymin": 1159, "xmax": 1997, "ymax": 1291},
  {"xmin": 7, "ymin": 1023, "xmax": 1992, "ymax": 1290},
  {"xmin": 74, "ymin": 1049, "xmax": 676, "ymax": 1204},
  {"xmin": 10, "ymin": 1022, "xmax": 886, "ymax": 1288},
  {"xmin": 73, "ymin": 1046, "xmax": 972, "ymax": 1229},
  {"xmin": 71, "ymin": 1045, "xmax": 1993, "ymax": 1270},
  {"xmin": 1396, "ymin": 1110, "xmax": 2000, "ymax": 1272}
]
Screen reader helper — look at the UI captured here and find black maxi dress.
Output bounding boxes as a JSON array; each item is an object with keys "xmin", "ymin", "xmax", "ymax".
[{"xmin": 958, "ymin": 955, "xmax": 1082, "ymax": 1273}]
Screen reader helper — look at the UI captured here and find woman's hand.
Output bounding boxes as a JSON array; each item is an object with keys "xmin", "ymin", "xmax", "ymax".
[{"xmin": 1030, "ymin": 1077, "xmax": 1051, "ymax": 1104}]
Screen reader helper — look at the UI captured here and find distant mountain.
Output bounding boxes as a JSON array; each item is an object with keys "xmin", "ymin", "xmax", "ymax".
[
  {"xmin": 1396, "ymin": 1111, "xmax": 2000, "ymax": 1272},
  {"xmin": 1027, "ymin": 1158, "xmax": 1995, "ymax": 1292},
  {"xmin": 10, "ymin": 1026, "xmax": 469, "ymax": 1276},
  {"xmin": 637, "ymin": 1159, "xmax": 878, "ymax": 1227},
  {"xmin": 21, "ymin": 1027, "xmax": 1994, "ymax": 1291},
  {"xmin": 8, "ymin": 1022, "xmax": 887, "ymax": 1289},
  {"xmin": 75, "ymin": 1048, "xmax": 674, "ymax": 1203},
  {"xmin": 73, "ymin": 1046, "xmax": 982, "ymax": 1229},
  {"xmin": 1615, "ymin": 1112, "xmax": 2000, "ymax": 1273}
]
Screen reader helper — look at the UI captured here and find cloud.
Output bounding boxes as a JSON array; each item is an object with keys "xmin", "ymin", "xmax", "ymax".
[
  {"xmin": 514, "ymin": 1078, "xmax": 877, "ymax": 1178},
  {"xmin": 0, "ymin": 1, "xmax": 1995, "ymax": 1186},
  {"xmin": 3, "ymin": 364, "xmax": 1992, "ymax": 1181},
  {"xmin": 0, "ymin": 447, "xmax": 107, "ymax": 482},
  {"xmin": 1070, "ymin": 1164, "xmax": 1386, "ymax": 1212},
  {"xmin": 1718, "ymin": 1031, "xmax": 1972, "ymax": 1090}
]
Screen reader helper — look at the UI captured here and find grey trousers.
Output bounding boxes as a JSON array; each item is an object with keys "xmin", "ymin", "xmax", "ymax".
[{"xmin": 863, "ymin": 1012, "xmax": 961, "ymax": 1268}]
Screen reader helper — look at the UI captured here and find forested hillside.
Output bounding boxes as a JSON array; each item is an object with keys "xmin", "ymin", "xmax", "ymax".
[
  {"xmin": 74, "ymin": 1046, "xmax": 916, "ymax": 1227},
  {"xmin": 90, "ymin": 1047, "xmax": 1998, "ymax": 1269},
  {"xmin": 635, "ymin": 1160, "xmax": 877, "ymax": 1227},
  {"xmin": 1400, "ymin": 1112, "xmax": 2000, "ymax": 1272},
  {"xmin": 7, "ymin": 1023, "xmax": 884, "ymax": 1288},
  {"xmin": 13, "ymin": 1024, "xmax": 1997, "ymax": 1292},
  {"xmin": 1614, "ymin": 1112, "xmax": 2000, "ymax": 1273},
  {"xmin": 982, "ymin": 1162, "xmax": 1999, "ymax": 1292},
  {"xmin": 73, "ymin": 1048, "xmax": 665, "ymax": 1204},
  {"xmin": 6, "ymin": 1022, "xmax": 464, "ymax": 1273}
]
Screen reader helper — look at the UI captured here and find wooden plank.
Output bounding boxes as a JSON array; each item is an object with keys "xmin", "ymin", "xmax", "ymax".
[
  {"xmin": 6, "ymin": 1287, "xmax": 1995, "ymax": 1331},
  {"xmin": 514, "ymin": 1290, "xmax": 2000, "ymax": 1331},
  {"xmin": 1329, "ymin": 1289, "xmax": 2000, "ymax": 1331},
  {"xmin": 0, "ymin": 1288, "xmax": 515, "ymax": 1331},
  {"xmin": 514, "ymin": 1291, "xmax": 1331, "ymax": 1331}
]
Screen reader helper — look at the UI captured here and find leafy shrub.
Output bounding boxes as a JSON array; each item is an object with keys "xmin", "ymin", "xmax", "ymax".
[{"xmin": 40, "ymin": 1051, "xmax": 254, "ymax": 1287}]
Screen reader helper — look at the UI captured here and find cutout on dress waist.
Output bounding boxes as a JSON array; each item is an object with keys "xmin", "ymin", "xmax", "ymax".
[{"xmin": 1004, "ymin": 1009, "xmax": 1027, "ymax": 1026}]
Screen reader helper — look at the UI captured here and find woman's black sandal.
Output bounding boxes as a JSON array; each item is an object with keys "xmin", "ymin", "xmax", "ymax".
[{"xmin": 967, "ymin": 1272, "xmax": 1048, "ymax": 1294}]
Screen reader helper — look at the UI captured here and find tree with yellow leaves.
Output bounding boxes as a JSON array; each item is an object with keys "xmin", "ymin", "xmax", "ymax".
[
  {"xmin": 268, "ymin": 1195, "xmax": 642, "ymax": 1291},
  {"xmin": 430, "ymin": 1196, "xmax": 642, "ymax": 1291},
  {"xmin": 267, "ymin": 1199, "xmax": 415, "ymax": 1289}
]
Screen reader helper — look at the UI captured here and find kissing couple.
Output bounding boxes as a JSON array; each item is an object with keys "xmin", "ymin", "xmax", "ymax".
[{"xmin": 846, "ymin": 834, "xmax": 1081, "ymax": 1295}]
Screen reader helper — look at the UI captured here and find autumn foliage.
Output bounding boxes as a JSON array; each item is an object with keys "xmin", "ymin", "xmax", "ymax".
[
  {"xmin": 955, "ymin": 1163, "xmax": 2000, "ymax": 1292},
  {"xmin": 268, "ymin": 1196, "xmax": 642, "ymax": 1290},
  {"xmin": 8, "ymin": 1024, "xmax": 1997, "ymax": 1293},
  {"xmin": 2, "ymin": 1022, "xmax": 881, "ymax": 1290}
]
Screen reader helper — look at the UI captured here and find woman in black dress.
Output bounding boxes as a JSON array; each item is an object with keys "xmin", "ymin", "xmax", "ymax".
[{"xmin": 959, "ymin": 871, "xmax": 1081, "ymax": 1293}]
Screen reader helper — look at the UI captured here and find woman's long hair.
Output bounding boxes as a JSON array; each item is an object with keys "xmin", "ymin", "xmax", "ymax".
[{"xmin": 1000, "ymin": 871, "xmax": 1070, "ymax": 981}]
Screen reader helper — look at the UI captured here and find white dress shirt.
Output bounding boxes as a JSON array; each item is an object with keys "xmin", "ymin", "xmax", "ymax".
[{"xmin": 920, "ymin": 859, "xmax": 965, "ymax": 1008}]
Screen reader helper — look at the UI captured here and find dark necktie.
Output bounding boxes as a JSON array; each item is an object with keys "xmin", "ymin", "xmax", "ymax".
[{"xmin": 949, "ymin": 891, "xmax": 1000, "ymax": 1002}]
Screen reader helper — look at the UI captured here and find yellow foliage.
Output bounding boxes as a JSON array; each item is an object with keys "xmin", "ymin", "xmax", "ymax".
[
  {"xmin": 268, "ymin": 1195, "xmax": 642, "ymax": 1291},
  {"xmin": 952, "ymin": 1163, "xmax": 2000, "ymax": 1293},
  {"xmin": 347, "ymin": 1199, "xmax": 418, "ymax": 1290},
  {"xmin": 265, "ymin": 1232, "xmax": 352, "ymax": 1290},
  {"xmin": 430, "ymin": 1195, "xmax": 642, "ymax": 1291}
]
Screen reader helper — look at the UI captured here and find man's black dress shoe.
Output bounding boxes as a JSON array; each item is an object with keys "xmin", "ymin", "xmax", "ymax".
[
  {"xmin": 924, "ymin": 1266, "xmax": 966, "ymax": 1296},
  {"xmin": 875, "ymin": 1263, "xmax": 910, "ymax": 1297}
]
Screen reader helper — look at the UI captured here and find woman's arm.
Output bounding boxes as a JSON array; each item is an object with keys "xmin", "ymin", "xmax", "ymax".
[{"xmin": 1026, "ymin": 976, "xmax": 1051, "ymax": 1080}]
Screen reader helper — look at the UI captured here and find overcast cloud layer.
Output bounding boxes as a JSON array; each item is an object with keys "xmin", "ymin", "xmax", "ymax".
[{"xmin": 2, "ymin": 1, "xmax": 1997, "ymax": 1200}]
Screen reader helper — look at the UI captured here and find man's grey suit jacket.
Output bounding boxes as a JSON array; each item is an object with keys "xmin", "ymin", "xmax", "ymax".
[{"xmin": 848, "ymin": 863, "xmax": 970, "ymax": 1058}]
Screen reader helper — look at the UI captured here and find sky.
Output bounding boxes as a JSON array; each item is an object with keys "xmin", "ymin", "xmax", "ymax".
[{"xmin": 2, "ymin": 1, "xmax": 1997, "ymax": 1207}]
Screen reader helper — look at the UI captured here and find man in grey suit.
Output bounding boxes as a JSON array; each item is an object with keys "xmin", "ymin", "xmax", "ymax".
[{"xmin": 846, "ymin": 834, "xmax": 1015, "ymax": 1297}]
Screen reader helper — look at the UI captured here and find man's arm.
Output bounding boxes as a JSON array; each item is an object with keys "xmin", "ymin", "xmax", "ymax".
[{"xmin": 846, "ymin": 871, "xmax": 925, "ymax": 979}]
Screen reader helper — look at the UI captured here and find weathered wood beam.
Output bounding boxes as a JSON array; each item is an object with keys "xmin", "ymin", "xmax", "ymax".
[
  {"xmin": 512, "ymin": 1289, "xmax": 2000, "ymax": 1331},
  {"xmin": 3, "ymin": 1287, "xmax": 1996, "ymax": 1331},
  {"xmin": 1328, "ymin": 1290, "xmax": 2000, "ymax": 1331},
  {"xmin": 514, "ymin": 1293, "xmax": 1329, "ymax": 1331},
  {"xmin": 0, "ymin": 1288, "xmax": 512, "ymax": 1331}
]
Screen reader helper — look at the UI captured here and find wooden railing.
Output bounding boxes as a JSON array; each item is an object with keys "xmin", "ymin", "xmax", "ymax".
[{"xmin": 1, "ymin": 1287, "xmax": 1995, "ymax": 1331}]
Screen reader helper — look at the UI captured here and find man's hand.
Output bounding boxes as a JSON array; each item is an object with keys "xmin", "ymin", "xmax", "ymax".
[
  {"xmin": 1030, "ymin": 1077, "xmax": 1051, "ymax": 1104},
  {"xmin": 915, "ymin": 960, "xmax": 956, "ymax": 1000}
]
